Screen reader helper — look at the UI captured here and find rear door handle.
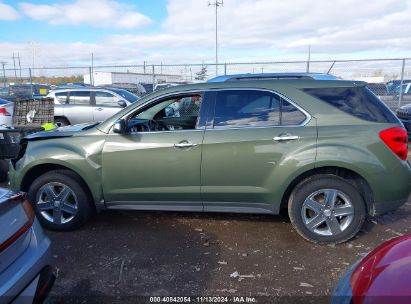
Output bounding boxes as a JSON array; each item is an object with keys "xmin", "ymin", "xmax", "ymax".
[
  {"xmin": 95, "ymin": 108, "xmax": 104, "ymax": 111},
  {"xmin": 174, "ymin": 141, "xmax": 197, "ymax": 149},
  {"xmin": 273, "ymin": 135, "xmax": 301, "ymax": 142}
]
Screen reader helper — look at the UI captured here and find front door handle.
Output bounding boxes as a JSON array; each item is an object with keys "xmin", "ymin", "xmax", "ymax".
[
  {"xmin": 273, "ymin": 135, "xmax": 301, "ymax": 142},
  {"xmin": 95, "ymin": 108, "xmax": 104, "ymax": 111},
  {"xmin": 174, "ymin": 141, "xmax": 198, "ymax": 149}
]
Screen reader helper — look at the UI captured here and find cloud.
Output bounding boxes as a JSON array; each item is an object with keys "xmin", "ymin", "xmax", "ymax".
[
  {"xmin": 19, "ymin": 0, "xmax": 151, "ymax": 29},
  {"xmin": 1, "ymin": 0, "xmax": 411, "ymax": 69},
  {"xmin": 110, "ymin": 0, "xmax": 411, "ymax": 54},
  {"xmin": 0, "ymin": 2, "xmax": 20, "ymax": 20}
]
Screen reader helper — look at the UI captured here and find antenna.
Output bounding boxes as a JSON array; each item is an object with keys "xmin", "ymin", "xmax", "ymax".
[{"xmin": 209, "ymin": 0, "xmax": 223, "ymax": 76}]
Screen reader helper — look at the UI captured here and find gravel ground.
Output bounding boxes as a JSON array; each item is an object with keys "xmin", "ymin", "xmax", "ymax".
[{"xmin": 44, "ymin": 196, "xmax": 411, "ymax": 303}]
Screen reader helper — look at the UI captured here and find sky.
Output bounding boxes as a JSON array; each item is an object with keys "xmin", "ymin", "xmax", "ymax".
[{"xmin": 0, "ymin": 0, "xmax": 410, "ymax": 68}]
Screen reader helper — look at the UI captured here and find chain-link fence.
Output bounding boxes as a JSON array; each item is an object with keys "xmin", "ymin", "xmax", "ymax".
[{"xmin": 1, "ymin": 58, "xmax": 410, "ymax": 109}]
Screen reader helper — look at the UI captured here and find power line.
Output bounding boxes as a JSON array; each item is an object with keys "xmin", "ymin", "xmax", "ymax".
[{"xmin": 208, "ymin": 0, "xmax": 223, "ymax": 76}]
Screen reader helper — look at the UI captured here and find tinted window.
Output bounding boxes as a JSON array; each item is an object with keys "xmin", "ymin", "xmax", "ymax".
[
  {"xmin": 69, "ymin": 91, "xmax": 91, "ymax": 105},
  {"xmin": 281, "ymin": 100, "xmax": 307, "ymax": 125},
  {"xmin": 55, "ymin": 92, "xmax": 68, "ymax": 103},
  {"xmin": 109, "ymin": 89, "xmax": 139, "ymax": 103},
  {"xmin": 95, "ymin": 91, "xmax": 120, "ymax": 106},
  {"xmin": 303, "ymin": 87, "xmax": 399, "ymax": 123},
  {"xmin": 213, "ymin": 90, "xmax": 306, "ymax": 128}
]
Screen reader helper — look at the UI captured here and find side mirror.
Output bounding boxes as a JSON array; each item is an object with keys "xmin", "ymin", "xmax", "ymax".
[
  {"xmin": 118, "ymin": 100, "xmax": 127, "ymax": 108},
  {"xmin": 113, "ymin": 119, "xmax": 126, "ymax": 134}
]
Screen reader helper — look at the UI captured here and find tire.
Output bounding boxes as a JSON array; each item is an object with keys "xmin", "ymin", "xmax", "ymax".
[
  {"xmin": 288, "ymin": 174, "xmax": 366, "ymax": 244},
  {"xmin": 28, "ymin": 170, "xmax": 94, "ymax": 231},
  {"xmin": 54, "ymin": 117, "xmax": 70, "ymax": 127},
  {"xmin": 0, "ymin": 159, "xmax": 8, "ymax": 182}
]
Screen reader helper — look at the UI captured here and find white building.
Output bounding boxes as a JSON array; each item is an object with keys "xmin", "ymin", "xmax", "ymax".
[{"xmin": 83, "ymin": 71, "xmax": 183, "ymax": 86}]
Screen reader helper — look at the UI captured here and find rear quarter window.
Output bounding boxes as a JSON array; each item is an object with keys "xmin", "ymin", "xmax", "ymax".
[{"xmin": 303, "ymin": 87, "xmax": 399, "ymax": 123}]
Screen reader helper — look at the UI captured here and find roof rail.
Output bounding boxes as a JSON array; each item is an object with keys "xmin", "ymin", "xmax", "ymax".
[{"xmin": 207, "ymin": 73, "xmax": 337, "ymax": 82}]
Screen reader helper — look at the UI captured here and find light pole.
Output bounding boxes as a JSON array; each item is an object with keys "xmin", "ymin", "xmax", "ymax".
[
  {"xmin": 0, "ymin": 62, "xmax": 6, "ymax": 88},
  {"xmin": 209, "ymin": 0, "xmax": 223, "ymax": 76}
]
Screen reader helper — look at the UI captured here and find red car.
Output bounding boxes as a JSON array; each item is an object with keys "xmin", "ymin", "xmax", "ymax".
[{"xmin": 332, "ymin": 235, "xmax": 411, "ymax": 304}]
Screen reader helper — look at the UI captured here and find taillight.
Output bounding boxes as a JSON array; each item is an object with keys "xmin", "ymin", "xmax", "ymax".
[
  {"xmin": 379, "ymin": 127, "xmax": 408, "ymax": 161},
  {"xmin": 0, "ymin": 194, "xmax": 35, "ymax": 253},
  {"xmin": 0, "ymin": 107, "xmax": 11, "ymax": 116}
]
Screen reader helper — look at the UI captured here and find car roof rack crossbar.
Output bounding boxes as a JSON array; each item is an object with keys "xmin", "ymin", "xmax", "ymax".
[{"xmin": 207, "ymin": 73, "xmax": 337, "ymax": 82}]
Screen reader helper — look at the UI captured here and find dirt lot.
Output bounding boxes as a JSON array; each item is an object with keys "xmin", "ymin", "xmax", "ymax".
[
  {"xmin": 46, "ymin": 197, "xmax": 411, "ymax": 303},
  {"xmin": 41, "ymin": 149, "xmax": 411, "ymax": 303}
]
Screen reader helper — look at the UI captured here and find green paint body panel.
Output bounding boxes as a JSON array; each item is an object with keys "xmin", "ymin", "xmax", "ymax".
[{"xmin": 8, "ymin": 79, "xmax": 411, "ymax": 216}]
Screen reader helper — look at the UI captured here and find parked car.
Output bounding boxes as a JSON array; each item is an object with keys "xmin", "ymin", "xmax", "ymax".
[
  {"xmin": 367, "ymin": 83, "xmax": 389, "ymax": 96},
  {"xmin": 397, "ymin": 103, "xmax": 411, "ymax": 134},
  {"xmin": 47, "ymin": 87, "xmax": 140, "ymax": 126},
  {"xmin": 0, "ymin": 87, "xmax": 8, "ymax": 98},
  {"xmin": 332, "ymin": 235, "xmax": 411, "ymax": 304},
  {"xmin": 3, "ymin": 84, "xmax": 51, "ymax": 102},
  {"xmin": 8, "ymin": 73, "xmax": 411, "ymax": 244},
  {"xmin": 104, "ymin": 83, "xmax": 147, "ymax": 97},
  {"xmin": 0, "ymin": 98, "xmax": 13, "ymax": 127},
  {"xmin": 386, "ymin": 79, "xmax": 411, "ymax": 94},
  {"xmin": 0, "ymin": 189, "xmax": 54, "ymax": 302},
  {"xmin": 392, "ymin": 82, "xmax": 411, "ymax": 96}
]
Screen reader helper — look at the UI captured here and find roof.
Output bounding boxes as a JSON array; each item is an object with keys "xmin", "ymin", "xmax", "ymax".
[{"xmin": 207, "ymin": 73, "xmax": 337, "ymax": 82}]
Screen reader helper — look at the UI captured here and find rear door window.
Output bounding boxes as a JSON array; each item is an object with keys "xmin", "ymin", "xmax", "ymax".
[
  {"xmin": 55, "ymin": 92, "xmax": 68, "ymax": 104},
  {"xmin": 303, "ymin": 87, "xmax": 399, "ymax": 123},
  {"xmin": 212, "ymin": 90, "xmax": 306, "ymax": 128},
  {"xmin": 68, "ymin": 91, "xmax": 91, "ymax": 105}
]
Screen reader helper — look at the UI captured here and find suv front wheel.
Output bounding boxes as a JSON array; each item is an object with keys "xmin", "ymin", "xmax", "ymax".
[
  {"xmin": 28, "ymin": 170, "xmax": 94, "ymax": 231},
  {"xmin": 288, "ymin": 175, "xmax": 366, "ymax": 244}
]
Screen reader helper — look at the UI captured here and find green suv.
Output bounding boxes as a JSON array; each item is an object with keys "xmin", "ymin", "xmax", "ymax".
[{"xmin": 8, "ymin": 73, "xmax": 411, "ymax": 244}]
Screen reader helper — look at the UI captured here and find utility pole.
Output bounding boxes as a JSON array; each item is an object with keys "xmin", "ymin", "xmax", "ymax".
[
  {"xmin": 18, "ymin": 53, "xmax": 22, "ymax": 81},
  {"xmin": 0, "ymin": 62, "xmax": 6, "ymax": 88},
  {"xmin": 306, "ymin": 45, "xmax": 311, "ymax": 73},
  {"xmin": 209, "ymin": 0, "xmax": 223, "ymax": 76},
  {"xmin": 12, "ymin": 52, "xmax": 17, "ymax": 79},
  {"xmin": 91, "ymin": 52, "xmax": 94, "ymax": 86}
]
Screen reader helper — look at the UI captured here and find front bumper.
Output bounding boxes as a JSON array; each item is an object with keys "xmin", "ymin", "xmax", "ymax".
[
  {"xmin": 11, "ymin": 266, "xmax": 55, "ymax": 304},
  {"xmin": 0, "ymin": 220, "xmax": 53, "ymax": 303},
  {"xmin": 7, "ymin": 160, "xmax": 17, "ymax": 190},
  {"xmin": 331, "ymin": 260, "xmax": 361, "ymax": 304}
]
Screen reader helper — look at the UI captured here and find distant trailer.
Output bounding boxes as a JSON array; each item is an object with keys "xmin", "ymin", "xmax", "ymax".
[{"xmin": 84, "ymin": 71, "xmax": 183, "ymax": 86}]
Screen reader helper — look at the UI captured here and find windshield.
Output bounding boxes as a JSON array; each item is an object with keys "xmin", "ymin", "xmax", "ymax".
[{"xmin": 109, "ymin": 89, "xmax": 140, "ymax": 103}]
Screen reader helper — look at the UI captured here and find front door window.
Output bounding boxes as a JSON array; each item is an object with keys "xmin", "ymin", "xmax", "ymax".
[{"xmin": 127, "ymin": 94, "xmax": 203, "ymax": 133}]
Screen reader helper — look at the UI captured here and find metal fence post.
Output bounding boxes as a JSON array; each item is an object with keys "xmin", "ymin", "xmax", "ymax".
[
  {"xmin": 224, "ymin": 63, "xmax": 227, "ymax": 75},
  {"xmin": 1, "ymin": 62, "xmax": 6, "ymax": 88},
  {"xmin": 89, "ymin": 67, "xmax": 93, "ymax": 86},
  {"xmin": 29, "ymin": 68, "xmax": 33, "ymax": 96},
  {"xmin": 399, "ymin": 58, "xmax": 406, "ymax": 108},
  {"xmin": 152, "ymin": 65, "xmax": 155, "ymax": 92}
]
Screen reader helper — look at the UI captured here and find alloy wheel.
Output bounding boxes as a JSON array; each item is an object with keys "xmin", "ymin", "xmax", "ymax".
[
  {"xmin": 301, "ymin": 189, "xmax": 354, "ymax": 236},
  {"xmin": 36, "ymin": 182, "xmax": 78, "ymax": 224}
]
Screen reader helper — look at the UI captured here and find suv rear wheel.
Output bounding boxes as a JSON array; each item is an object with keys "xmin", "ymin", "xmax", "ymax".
[
  {"xmin": 28, "ymin": 170, "xmax": 94, "ymax": 231},
  {"xmin": 288, "ymin": 175, "xmax": 366, "ymax": 244}
]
